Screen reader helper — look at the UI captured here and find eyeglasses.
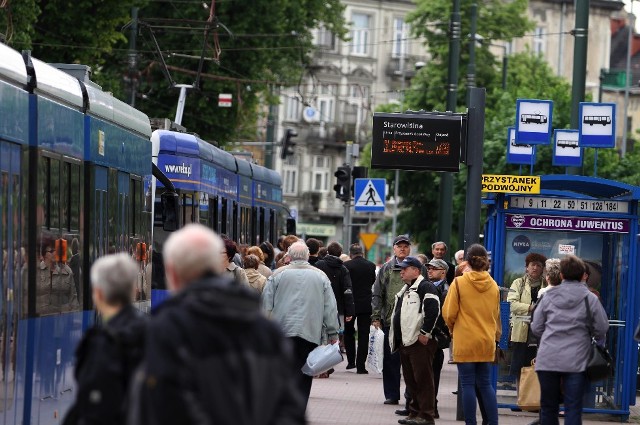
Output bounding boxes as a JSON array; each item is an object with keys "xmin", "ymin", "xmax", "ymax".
[{"xmin": 428, "ymin": 267, "xmax": 444, "ymax": 271}]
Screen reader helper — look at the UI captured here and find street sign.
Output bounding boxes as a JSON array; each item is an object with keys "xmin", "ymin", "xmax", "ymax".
[
  {"xmin": 354, "ymin": 178, "xmax": 385, "ymax": 212},
  {"xmin": 506, "ymin": 126, "xmax": 536, "ymax": 165},
  {"xmin": 371, "ymin": 112, "xmax": 464, "ymax": 172},
  {"xmin": 515, "ymin": 99, "xmax": 553, "ymax": 145},
  {"xmin": 359, "ymin": 233, "xmax": 379, "ymax": 251},
  {"xmin": 218, "ymin": 93, "xmax": 232, "ymax": 107},
  {"xmin": 552, "ymin": 129, "xmax": 582, "ymax": 167},
  {"xmin": 481, "ymin": 174, "xmax": 540, "ymax": 194},
  {"xmin": 579, "ymin": 102, "xmax": 616, "ymax": 148}
]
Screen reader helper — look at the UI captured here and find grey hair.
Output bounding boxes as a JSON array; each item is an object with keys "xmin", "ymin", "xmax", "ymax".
[
  {"xmin": 432, "ymin": 241, "xmax": 448, "ymax": 251},
  {"xmin": 90, "ymin": 253, "xmax": 138, "ymax": 305},
  {"xmin": 455, "ymin": 249, "xmax": 464, "ymax": 261},
  {"xmin": 544, "ymin": 258, "xmax": 562, "ymax": 286},
  {"xmin": 288, "ymin": 241, "xmax": 309, "ymax": 261},
  {"xmin": 163, "ymin": 223, "xmax": 225, "ymax": 284}
]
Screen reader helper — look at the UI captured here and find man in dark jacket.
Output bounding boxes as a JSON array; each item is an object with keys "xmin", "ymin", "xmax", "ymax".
[
  {"xmin": 343, "ymin": 243, "xmax": 376, "ymax": 374},
  {"xmin": 315, "ymin": 241, "xmax": 355, "ymax": 332},
  {"xmin": 63, "ymin": 253, "xmax": 146, "ymax": 425},
  {"xmin": 130, "ymin": 224, "xmax": 305, "ymax": 425}
]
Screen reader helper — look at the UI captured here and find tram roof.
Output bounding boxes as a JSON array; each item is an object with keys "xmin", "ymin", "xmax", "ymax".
[
  {"xmin": 0, "ymin": 43, "xmax": 28, "ymax": 86},
  {"xmin": 540, "ymin": 175, "xmax": 640, "ymax": 200},
  {"xmin": 157, "ymin": 130, "xmax": 236, "ymax": 172}
]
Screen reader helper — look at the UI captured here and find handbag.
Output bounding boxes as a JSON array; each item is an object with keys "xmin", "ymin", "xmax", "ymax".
[
  {"xmin": 584, "ymin": 297, "xmax": 613, "ymax": 382},
  {"xmin": 517, "ymin": 360, "xmax": 540, "ymax": 411}
]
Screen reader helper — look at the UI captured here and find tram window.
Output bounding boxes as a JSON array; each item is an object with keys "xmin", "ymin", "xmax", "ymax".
[
  {"xmin": 221, "ymin": 198, "xmax": 228, "ymax": 235},
  {"xmin": 259, "ymin": 207, "xmax": 265, "ymax": 244},
  {"xmin": 232, "ymin": 201, "xmax": 239, "ymax": 242},
  {"xmin": 60, "ymin": 162, "xmax": 69, "ymax": 231},
  {"xmin": 182, "ymin": 193, "xmax": 195, "ymax": 224},
  {"xmin": 50, "ymin": 158, "xmax": 60, "ymax": 231},
  {"xmin": 210, "ymin": 196, "xmax": 218, "ymax": 233},
  {"xmin": 69, "ymin": 164, "xmax": 80, "ymax": 231},
  {"xmin": 251, "ymin": 207, "xmax": 258, "ymax": 245},
  {"xmin": 108, "ymin": 168, "xmax": 118, "ymax": 252},
  {"xmin": 269, "ymin": 209, "xmax": 275, "ymax": 243},
  {"xmin": 39, "ymin": 157, "xmax": 50, "ymax": 228}
]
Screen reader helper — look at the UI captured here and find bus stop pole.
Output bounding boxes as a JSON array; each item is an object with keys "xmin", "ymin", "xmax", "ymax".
[{"xmin": 456, "ymin": 86, "xmax": 486, "ymax": 421}]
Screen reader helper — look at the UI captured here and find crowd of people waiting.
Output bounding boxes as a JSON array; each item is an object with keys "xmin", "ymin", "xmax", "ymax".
[{"xmin": 59, "ymin": 225, "xmax": 610, "ymax": 425}]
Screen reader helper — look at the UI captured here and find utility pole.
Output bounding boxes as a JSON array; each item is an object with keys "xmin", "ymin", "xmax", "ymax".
[
  {"xmin": 265, "ymin": 85, "xmax": 278, "ymax": 169},
  {"xmin": 438, "ymin": 0, "xmax": 461, "ymax": 244},
  {"xmin": 392, "ymin": 23, "xmax": 408, "ymax": 238},
  {"xmin": 466, "ymin": 4, "xmax": 478, "ymax": 102},
  {"xmin": 623, "ymin": 2, "xmax": 635, "ymax": 156},
  {"xmin": 569, "ymin": 0, "xmax": 590, "ymax": 173}
]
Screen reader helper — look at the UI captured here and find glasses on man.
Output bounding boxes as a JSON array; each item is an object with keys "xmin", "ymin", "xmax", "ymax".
[{"xmin": 427, "ymin": 267, "xmax": 444, "ymax": 271}]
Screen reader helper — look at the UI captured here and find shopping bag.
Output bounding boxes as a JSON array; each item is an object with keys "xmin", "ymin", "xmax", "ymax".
[
  {"xmin": 366, "ymin": 326, "xmax": 385, "ymax": 374},
  {"xmin": 301, "ymin": 342, "xmax": 343, "ymax": 376},
  {"xmin": 517, "ymin": 361, "xmax": 541, "ymax": 412}
]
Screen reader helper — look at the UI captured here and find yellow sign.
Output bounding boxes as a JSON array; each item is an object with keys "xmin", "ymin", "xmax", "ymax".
[
  {"xmin": 360, "ymin": 233, "xmax": 379, "ymax": 251},
  {"xmin": 481, "ymin": 174, "xmax": 540, "ymax": 194}
]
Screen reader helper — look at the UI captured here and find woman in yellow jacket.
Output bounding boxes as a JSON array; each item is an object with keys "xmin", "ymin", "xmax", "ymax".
[{"xmin": 443, "ymin": 244, "xmax": 501, "ymax": 425}]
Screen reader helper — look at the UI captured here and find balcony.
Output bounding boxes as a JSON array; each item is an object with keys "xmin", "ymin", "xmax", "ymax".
[{"xmin": 386, "ymin": 56, "xmax": 420, "ymax": 79}]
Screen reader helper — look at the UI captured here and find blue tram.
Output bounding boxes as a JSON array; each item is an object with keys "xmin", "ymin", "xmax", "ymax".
[
  {"xmin": 0, "ymin": 40, "xmax": 285, "ymax": 423},
  {"xmin": 150, "ymin": 130, "xmax": 284, "ymax": 302},
  {"xmin": 0, "ymin": 43, "xmax": 153, "ymax": 424}
]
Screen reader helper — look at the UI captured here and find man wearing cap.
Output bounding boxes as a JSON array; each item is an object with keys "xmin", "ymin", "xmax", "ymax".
[
  {"xmin": 372, "ymin": 235, "xmax": 424, "ymax": 405},
  {"xmin": 431, "ymin": 241, "xmax": 455, "ymax": 284},
  {"xmin": 390, "ymin": 256, "xmax": 440, "ymax": 425},
  {"xmin": 426, "ymin": 258, "xmax": 451, "ymax": 419}
]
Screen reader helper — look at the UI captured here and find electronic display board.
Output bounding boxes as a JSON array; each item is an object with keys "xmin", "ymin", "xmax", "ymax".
[{"xmin": 371, "ymin": 112, "xmax": 463, "ymax": 171}]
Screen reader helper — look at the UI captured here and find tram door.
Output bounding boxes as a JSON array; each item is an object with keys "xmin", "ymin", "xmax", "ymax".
[
  {"xmin": 499, "ymin": 228, "xmax": 629, "ymax": 410},
  {"xmin": 0, "ymin": 142, "xmax": 21, "ymax": 423}
]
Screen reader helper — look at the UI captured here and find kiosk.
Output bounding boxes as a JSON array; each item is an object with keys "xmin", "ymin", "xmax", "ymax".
[{"xmin": 485, "ymin": 175, "xmax": 640, "ymax": 419}]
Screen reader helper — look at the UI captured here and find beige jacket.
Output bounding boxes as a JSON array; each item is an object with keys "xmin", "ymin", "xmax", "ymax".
[{"xmin": 507, "ymin": 275, "xmax": 544, "ymax": 342}]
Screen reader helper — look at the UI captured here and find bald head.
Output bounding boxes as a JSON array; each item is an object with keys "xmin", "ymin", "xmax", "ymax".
[{"xmin": 163, "ymin": 223, "xmax": 225, "ymax": 291}]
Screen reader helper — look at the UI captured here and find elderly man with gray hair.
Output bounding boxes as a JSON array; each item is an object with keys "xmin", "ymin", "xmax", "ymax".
[
  {"xmin": 130, "ymin": 224, "xmax": 305, "ymax": 425},
  {"xmin": 63, "ymin": 253, "xmax": 146, "ymax": 425},
  {"xmin": 262, "ymin": 240, "xmax": 340, "ymax": 409}
]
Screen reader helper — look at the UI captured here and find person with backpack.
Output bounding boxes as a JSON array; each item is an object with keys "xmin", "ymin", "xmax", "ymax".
[
  {"xmin": 315, "ymin": 241, "xmax": 355, "ymax": 344},
  {"xmin": 63, "ymin": 253, "xmax": 146, "ymax": 425}
]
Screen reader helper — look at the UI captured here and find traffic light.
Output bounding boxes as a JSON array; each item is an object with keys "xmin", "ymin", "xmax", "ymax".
[
  {"xmin": 280, "ymin": 128, "xmax": 298, "ymax": 160},
  {"xmin": 333, "ymin": 165, "xmax": 351, "ymax": 202},
  {"xmin": 351, "ymin": 166, "xmax": 368, "ymax": 195}
]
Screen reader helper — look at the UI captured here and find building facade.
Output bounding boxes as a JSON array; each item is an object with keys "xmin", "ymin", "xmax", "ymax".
[{"xmin": 275, "ymin": 0, "xmax": 427, "ymax": 246}]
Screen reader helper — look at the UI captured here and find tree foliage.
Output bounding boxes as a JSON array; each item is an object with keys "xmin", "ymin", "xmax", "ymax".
[{"xmin": 2, "ymin": 0, "xmax": 347, "ymax": 143}]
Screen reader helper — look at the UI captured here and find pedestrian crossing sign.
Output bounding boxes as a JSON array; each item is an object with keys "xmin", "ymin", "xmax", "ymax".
[{"xmin": 354, "ymin": 178, "xmax": 386, "ymax": 212}]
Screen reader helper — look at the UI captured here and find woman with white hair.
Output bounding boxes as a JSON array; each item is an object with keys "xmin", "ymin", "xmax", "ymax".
[{"xmin": 63, "ymin": 253, "xmax": 146, "ymax": 425}]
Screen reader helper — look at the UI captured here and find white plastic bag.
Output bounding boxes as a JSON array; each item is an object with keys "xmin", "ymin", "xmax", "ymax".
[
  {"xmin": 366, "ymin": 326, "xmax": 385, "ymax": 374},
  {"xmin": 301, "ymin": 342, "xmax": 343, "ymax": 376}
]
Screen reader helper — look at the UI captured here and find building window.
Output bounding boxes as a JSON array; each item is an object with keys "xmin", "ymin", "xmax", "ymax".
[
  {"xmin": 533, "ymin": 27, "xmax": 545, "ymax": 55},
  {"xmin": 392, "ymin": 18, "xmax": 407, "ymax": 58},
  {"xmin": 349, "ymin": 84, "xmax": 370, "ymax": 99},
  {"xmin": 284, "ymin": 169, "xmax": 297, "ymax": 195},
  {"xmin": 318, "ymin": 98, "xmax": 334, "ymax": 122},
  {"xmin": 314, "ymin": 25, "xmax": 335, "ymax": 50},
  {"xmin": 284, "ymin": 95, "xmax": 301, "ymax": 121},
  {"xmin": 351, "ymin": 13, "xmax": 371, "ymax": 56}
]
